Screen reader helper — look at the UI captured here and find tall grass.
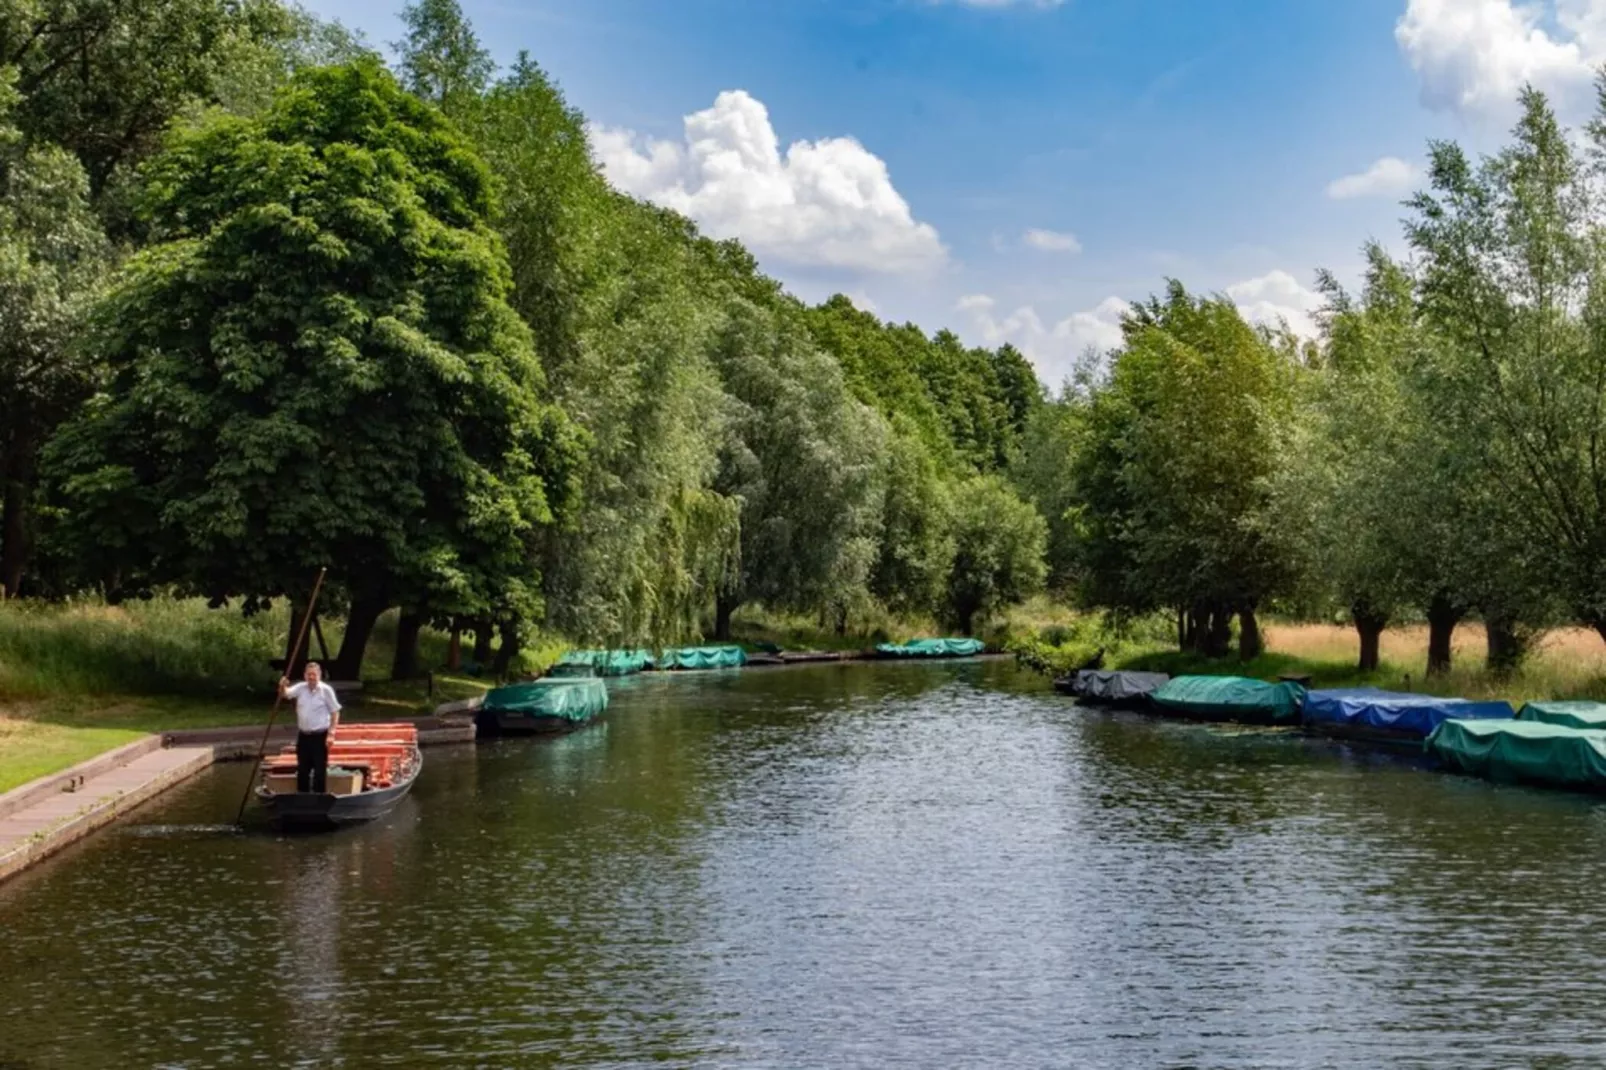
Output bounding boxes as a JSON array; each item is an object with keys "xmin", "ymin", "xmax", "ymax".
[
  {"xmin": 1013, "ymin": 613, "xmax": 1606, "ymax": 705},
  {"xmin": 0, "ymin": 598, "xmax": 287, "ymax": 702}
]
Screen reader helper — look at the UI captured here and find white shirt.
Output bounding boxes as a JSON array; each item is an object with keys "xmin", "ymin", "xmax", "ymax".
[{"xmin": 286, "ymin": 681, "xmax": 341, "ymax": 733}]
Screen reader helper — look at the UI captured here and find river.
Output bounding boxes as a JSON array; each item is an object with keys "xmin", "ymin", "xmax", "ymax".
[{"xmin": 3, "ymin": 660, "xmax": 1606, "ymax": 1068}]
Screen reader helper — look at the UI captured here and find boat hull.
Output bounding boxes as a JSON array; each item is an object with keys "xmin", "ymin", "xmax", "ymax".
[
  {"xmin": 1146, "ymin": 703, "xmax": 1297, "ymax": 727},
  {"xmin": 481, "ymin": 710, "xmax": 598, "ymax": 735},
  {"xmin": 256, "ymin": 752, "xmax": 421, "ymax": 831},
  {"xmin": 1302, "ymin": 721, "xmax": 1430, "ymax": 748}
]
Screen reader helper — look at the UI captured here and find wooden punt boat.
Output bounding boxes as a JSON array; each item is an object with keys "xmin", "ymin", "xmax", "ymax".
[{"xmin": 255, "ymin": 723, "xmax": 422, "ymax": 830}]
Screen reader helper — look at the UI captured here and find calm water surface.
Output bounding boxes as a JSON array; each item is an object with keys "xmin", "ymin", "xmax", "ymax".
[{"xmin": 5, "ymin": 660, "xmax": 1606, "ymax": 1068}]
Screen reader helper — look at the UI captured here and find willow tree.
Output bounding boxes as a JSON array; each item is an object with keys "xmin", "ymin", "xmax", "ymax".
[
  {"xmin": 1070, "ymin": 282, "xmax": 1298, "ymax": 659},
  {"xmin": 707, "ymin": 299, "xmax": 888, "ymax": 639},
  {"xmin": 1405, "ymin": 82, "xmax": 1603, "ymax": 665},
  {"xmin": 44, "ymin": 60, "xmax": 579, "ymax": 676}
]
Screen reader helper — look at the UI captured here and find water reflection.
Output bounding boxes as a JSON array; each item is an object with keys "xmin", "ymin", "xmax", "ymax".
[{"xmin": 5, "ymin": 660, "xmax": 1606, "ymax": 1067}]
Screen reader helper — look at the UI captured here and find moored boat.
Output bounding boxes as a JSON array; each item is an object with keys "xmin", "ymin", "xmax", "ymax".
[
  {"xmin": 1516, "ymin": 700, "xmax": 1606, "ymax": 731},
  {"xmin": 255, "ymin": 723, "xmax": 421, "ymax": 830},
  {"xmin": 875, "ymin": 637, "xmax": 986, "ymax": 659},
  {"xmin": 1055, "ymin": 669, "xmax": 1170, "ymax": 706},
  {"xmin": 1425, "ymin": 718, "xmax": 1606, "ymax": 794},
  {"xmin": 1148, "ymin": 675, "xmax": 1306, "ymax": 725},
  {"xmin": 476, "ymin": 677, "xmax": 609, "ymax": 735},
  {"xmin": 554, "ymin": 649, "xmax": 653, "ymax": 677},
  {"xmin": 656, "ymin": 645, "xmax": 747, "ymax": 670},
  {"xmin": 1303, "ymin": 688, "xmax": 1513, "ymax": 746}
]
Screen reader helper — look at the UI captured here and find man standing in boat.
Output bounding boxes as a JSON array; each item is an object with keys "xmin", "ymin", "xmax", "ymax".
[{"xmin": 278, "ymin": 662, "xmax": 341, "ymax": 793}]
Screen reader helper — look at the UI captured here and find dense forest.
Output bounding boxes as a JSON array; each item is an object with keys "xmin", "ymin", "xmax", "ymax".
[{"xmin": 4, "ymin": 0, "xmax": 1606, "ymax": 683}]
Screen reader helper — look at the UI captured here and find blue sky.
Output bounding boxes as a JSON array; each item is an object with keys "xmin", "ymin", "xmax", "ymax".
[{"xmin": 302, "ymin": 0, "xmax": 1606, "ymax": 387}]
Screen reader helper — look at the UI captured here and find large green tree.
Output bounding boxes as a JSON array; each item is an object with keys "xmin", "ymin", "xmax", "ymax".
[
  {"xmin": 43, "ymin": 60, "xmax": 579, "ymax": 676},
  {"xmin": 0, "ymin": 70, "xmax": 109, "ymax": 596},
  {"xmin": 943, "ymin": 475, "xmax": 1046, "ymax": 635},
  {"xmin": 0, "ymin": 0, "xmax": 295, "ymax": 195},
  {"xmin": 1070, "ymin": 281, "xmax": 1299, "ymax": 658}
]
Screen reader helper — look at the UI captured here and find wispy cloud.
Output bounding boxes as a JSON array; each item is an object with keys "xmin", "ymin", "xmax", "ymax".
[
  {"xmin": 1326, "ymin": 156, "xmax": 1418, "ymax": 200},
  {"xmin": 1022, "ymin": 228, "xmax": 1082, "ymax": 253}
]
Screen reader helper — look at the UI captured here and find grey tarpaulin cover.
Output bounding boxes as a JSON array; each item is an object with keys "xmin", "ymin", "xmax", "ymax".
[{"xmin": 1072, "ymin": 670, "xmax": 1171, "ymax": 702}]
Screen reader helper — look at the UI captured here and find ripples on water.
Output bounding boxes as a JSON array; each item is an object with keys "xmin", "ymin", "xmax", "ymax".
[{"xmin": 4, "ymin": 661, "xmax": 1606, "ymax": 1068}]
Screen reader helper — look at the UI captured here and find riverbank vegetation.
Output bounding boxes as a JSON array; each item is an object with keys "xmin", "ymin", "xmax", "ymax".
[{"xmin": 8, "ymin": 0, "xmax": 1606, "ymax": 785}]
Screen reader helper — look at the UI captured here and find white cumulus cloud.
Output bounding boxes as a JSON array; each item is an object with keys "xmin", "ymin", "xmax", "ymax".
[
  {"xmin": 590, "ymin": 90, "xmax": 946, "ymax": 274},
  {"xmin": 1022, "ymin": 228, "xmax": 1083, "ymax": 253},
  {"xmin": 957, "ymin": 294, "xmax": 1131, "ymax": 387},
  {"xmin": 845, "ymin": 290, "xmax": 880, "ymax": 314},
  {"xmin": 1327, "ymin": 156, "xmax": 1419, "ymax": 199},
  {"xmin": 960, "ymin": 270, "xmax": 1322, "ymax": 386},
  {"xmin": 1225, "ymin": 270, "xmax": 1324, "ymax": 338},
  {"xmin": 1396, "ymin": 0, "xmax": 1606, "ymax": 119}
]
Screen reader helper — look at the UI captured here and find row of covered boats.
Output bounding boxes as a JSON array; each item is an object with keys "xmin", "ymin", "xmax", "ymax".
[
  {"xmin": 1055, "ymin": 669, "xmax": 1606, "ymax": 797},
  {"xmin": 553, "ymin": 638, "xmax": 987, "ymax": 678},
  {"xmin": 480, "ymin": 636, "xmax": 988, "ymax": 733}
]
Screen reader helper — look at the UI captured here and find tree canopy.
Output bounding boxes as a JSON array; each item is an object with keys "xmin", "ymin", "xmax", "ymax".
[{"xmin": 42, "ymin": 59, "xmax": 580, "ymax": 675}]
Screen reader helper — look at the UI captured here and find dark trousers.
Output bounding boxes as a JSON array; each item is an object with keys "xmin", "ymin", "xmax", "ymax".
[{"xmin": 296, "ymin": 730, "xmax": 329, "ymax": 793}]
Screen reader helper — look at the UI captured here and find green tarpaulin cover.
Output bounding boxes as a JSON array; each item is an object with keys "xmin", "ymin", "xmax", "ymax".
[
  {"xmin": 875, "ymin": 637, "xmax": 986, "ymax": 658},
  {"xmin": 657, "ymin": 645, "xmax": 747, "ymax": 670},
  {"xmin": 1149, "ymin": 675, "xmax": 1306, "ymax": 724},
  {"xmin": 482, "ymin": 678, "xmax": 609, "ymax": 723},
  {"xmin": 556, "ymin": 649, "xmax": 653, "ymax": 676},
  {"xmin": 1516, "ymin": 701, "xmax": 1606, "ymax": 731},
  {"xmin": 1426, "ymin": 718, "xmax": 1606, "ymax": 791}
]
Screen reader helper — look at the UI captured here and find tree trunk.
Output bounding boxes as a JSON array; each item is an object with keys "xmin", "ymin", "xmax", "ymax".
[
  {"xmin": 1238, "ymin": 602, "xmax": 1262, "ymax": 661},
  {"xmin": 1485, "ymin": 613, "xmax": 1528, "ymax": 676},
  {"xmin": 957, "ymin": 605, "xmax": 976, "ymax": 637},
  {"xmin": 283, "ymin": 599, "xmax": 306, "ymax": 677},
  {"xmin": 447, "ymin": 619, "xmax": 462, "ymax": 671},
  {"xmin": 491, "ymin": 619, "xmax": 520, "ymax": 678},
  {"xmin": 1352, "ymin": 601, "xmax": 1389, "ymax": 673},
  {"xmin": 472, "ymin": 619, "xmax": 493, "ymax": 665},
  {"xmin": 1201, "ymin": 602, "xmax": 1232, "ymax": 658},
  {"xmin": 1426, "ymin": 593, "xmax": 1461, "ymax": 677},
  {"xmin": 0, "ymin": 450, "xmax": 34, "ymax": 598},
  {"xmin": 391, "ymin": 608, "xmax": 424, "ymax": 680},
  {"xmin": 330, "ymin": 594, "xmax": 387, "ymax": 681},
  {"xmin": 1176, "ymin": 607, "xmax": 1186, "ymax": 649},
  {"xmin": 714, "ymin": 593, "xmax": 740, "ymax": 641},
  {"xmin": 1184, "ymin": 601, "xmax": 1208, "ymax": 653}
]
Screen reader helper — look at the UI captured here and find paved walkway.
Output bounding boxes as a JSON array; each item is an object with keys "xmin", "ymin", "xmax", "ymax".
[{"xmin": 0, "ymin": 745, "xmax": 216, "ymax": 884}]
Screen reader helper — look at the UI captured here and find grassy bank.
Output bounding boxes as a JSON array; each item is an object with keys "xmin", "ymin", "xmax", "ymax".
[
  {"xmin": 0, "ymin": 593, "xmax": 1059, "ymax": 790},
  {"xmin": 0, "ymin": 717, "xmax": 147, "ymax": 795},
  {"xmin": 0, "ymin": 598, "xmax": 534, "ymax": 789}
]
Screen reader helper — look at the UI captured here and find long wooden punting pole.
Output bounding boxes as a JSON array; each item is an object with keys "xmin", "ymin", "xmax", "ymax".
[{"xmin": 234, "ymin": 568, "xmax": 328, "ymax": 826}]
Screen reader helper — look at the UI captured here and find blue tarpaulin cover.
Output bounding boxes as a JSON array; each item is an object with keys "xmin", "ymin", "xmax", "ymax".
[{"xmin": 1302, "ymin": 687, "xmax": 1514, "ymax": 738}]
